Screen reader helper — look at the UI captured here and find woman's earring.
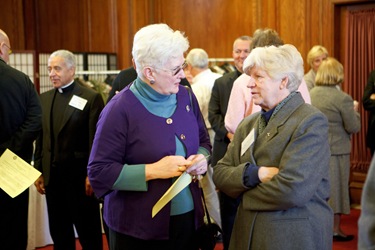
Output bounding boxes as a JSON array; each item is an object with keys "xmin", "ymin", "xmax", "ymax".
[{"xmin": 150, "ymin": 79, "xmax": 155, "ymax": 84}]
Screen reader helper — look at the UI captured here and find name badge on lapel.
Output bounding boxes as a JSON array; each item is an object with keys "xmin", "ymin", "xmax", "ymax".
[
  {"xmin": 241, "ymin": 128, "xmax": 255, "ymax": 156},
  {"xmin": 69, "ymin": 95, "xmax": 87, "ymax": 110}
]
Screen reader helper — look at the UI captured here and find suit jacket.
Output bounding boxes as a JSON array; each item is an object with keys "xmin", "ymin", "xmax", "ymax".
[
  {"xmin": 34, "ymin": 81, "xmax": 104, "ymax": 186},
  {"xmin": 0, "ymin": 58, "xmax": 42, "ymax": 162},
  {"xmin": 311, "ymin": 85, "xmax": 360, "ymax": 154},
  {"xmin": 213, "ymin": 93, "xmax": 333, "ymax": 250},
  {"xmin": 362, "ymin": 70, "xmax": 375, "ymax": 151},
  {"xmin": 208, "ymin": 70, "xmax": 241, "ymax": 166}
]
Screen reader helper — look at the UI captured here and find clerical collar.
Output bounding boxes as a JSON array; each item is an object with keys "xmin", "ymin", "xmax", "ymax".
[{"xmin": 57, "ymin": 81, "xmax": 75, "ymax": 93}]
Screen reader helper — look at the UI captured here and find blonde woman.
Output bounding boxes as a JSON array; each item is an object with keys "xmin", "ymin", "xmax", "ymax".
[
  {"xmin": 304, "ymin": 45, "xmax": 328, "ymax": 91},
  {"xmin": 310, "ymin": 57, "xmax": 360, "ymax": 241}
]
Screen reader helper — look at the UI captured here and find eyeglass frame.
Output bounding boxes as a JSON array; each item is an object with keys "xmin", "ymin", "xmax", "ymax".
[
  {"xmin": 153, "ymin": 61, "xmax": 188, "ymax": 76},
  {"xmin": 2, "ymin": 42, "xmax": 12, "ymax": 55}
]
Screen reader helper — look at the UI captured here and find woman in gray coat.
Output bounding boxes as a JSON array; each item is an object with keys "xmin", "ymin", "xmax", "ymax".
[
  {"xmin": 310, "ymin": 57, "xmax": 360, "ymax": 241},
  {"xmin": 213, "ymin": 44, "xmax": 333, "ymax": 250}
]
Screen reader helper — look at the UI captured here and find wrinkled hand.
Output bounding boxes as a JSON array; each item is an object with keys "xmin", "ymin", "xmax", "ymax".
[
  {"xmin": 34, "ymin": 175, "xmax": 46, "ymax": 194},
  {"xmin": 145, "ymin": 155, "xmax": 192, "ymax": 181},
  {"xmin": 85, "ymin": 177, "xmax": 94, "ymax": 196},
  {"xmin": 186, "ymin": 154, "xmax": 208, "ymax": 176},
  {"xmin": 258, "ymin": 166, "xmax": 279, "ymax": 183}
]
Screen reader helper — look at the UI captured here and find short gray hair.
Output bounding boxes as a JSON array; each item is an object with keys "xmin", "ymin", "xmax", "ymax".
[
  {"xmin": 185, "ymin": 48, "xmax": 209, "ymax": 69},
  {"xmin": 49, "ymin": 49, "xmax": 76, "ymax": 69},
  {"xmin": 244, "ymin": 44, "xmax": 304, "ymax": 92},
  {"xmin": 132, "ymin": 23, "xmax": 189, "ymax": 76}
]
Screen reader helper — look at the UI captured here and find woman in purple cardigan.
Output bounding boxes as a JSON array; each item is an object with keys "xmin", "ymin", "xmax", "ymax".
[{"xmin": 88, "ymin": 23, "xmax": 211, "ymax": 250}]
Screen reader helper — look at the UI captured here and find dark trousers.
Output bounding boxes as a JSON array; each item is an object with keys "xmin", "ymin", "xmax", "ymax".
[
  {"xmin": 220, "ymin": 192, "xmax": 241, "ymax": 250},
  {"xmin": 0, "ymin": 189, "xmax": 28, "ymax": 250},
  {"xmin": 109, "ymin": 210, "xmax": 198, "ymax": 250},
  {"xmin": 45, "ymin": 167, "xmax": 103, "ymax": 250}
]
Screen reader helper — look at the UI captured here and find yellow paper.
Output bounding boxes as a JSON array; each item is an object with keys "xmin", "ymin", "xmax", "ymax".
[
  {"xmin": 0, "ymin": 149, "xmax": 41, "ymax": 198},
  {"xmin": 152, "ymin": 172, "xmax": 192, "ymax": 218}
]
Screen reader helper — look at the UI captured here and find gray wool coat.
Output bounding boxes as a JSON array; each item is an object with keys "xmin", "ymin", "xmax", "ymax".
[
  {"xmin": 310, "ymin": 85, "xmax": 360, "ymax": 155},
  {"xmin": 213, "ymin": 93, "xmax": 333, "ymax": 250}
]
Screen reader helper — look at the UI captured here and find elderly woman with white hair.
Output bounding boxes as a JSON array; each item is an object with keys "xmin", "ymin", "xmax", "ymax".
[
  {"xmin": 88, "ymin": 23, "xmax": 211, "ymax": 249},
  {"xmin": 213, "ymin": 44, "xmax": 333, "ymax": 250}
]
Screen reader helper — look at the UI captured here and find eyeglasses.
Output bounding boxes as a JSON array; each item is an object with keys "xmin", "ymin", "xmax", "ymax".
[
  {"xmin": 155, "ymin": 61, "xmax": 188, "ymax": 76},
  {"xmin": 2, "ymin": 43, "xmax": 12, "ymax": 55}
]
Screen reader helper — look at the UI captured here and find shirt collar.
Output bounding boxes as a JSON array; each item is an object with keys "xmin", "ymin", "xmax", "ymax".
[{"xmin": 57, "ymin": 80, "xmax": 75, "ymax": 93}]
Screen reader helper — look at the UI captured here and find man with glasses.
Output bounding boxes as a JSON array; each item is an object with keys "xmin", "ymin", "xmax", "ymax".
[{"xmin": 0, "ymin": 28, "xmax": 42, "ymax": 250}]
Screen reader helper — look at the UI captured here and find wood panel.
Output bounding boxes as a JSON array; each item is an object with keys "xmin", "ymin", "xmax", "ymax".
[
  {"xmin": 33, "ymin": 0, "xmax": 86, "ymax": 52},
  {"xmin": 23, "ymin": 0, "xmax": 119, "ymax": 53},
  {"xmin": 0, "ymin": 0, "xmax": 371, "ymax": 70},
  {"xmin": 153, "ymin": 0, "xmax": 257, "ymax": 59},
  {"xmin": 85, "ymin": 0, "xmax": 117, "ymax": 53},
  {"xmin": 0, "ymin": 0, "xmax": 25, "ymax": 49},
  {"xmin": 276, "ymin": 0, "xmax": 308, "ymax": 64}
]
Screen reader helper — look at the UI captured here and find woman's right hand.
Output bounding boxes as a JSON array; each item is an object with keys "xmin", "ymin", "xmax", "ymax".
[{"xmin": 145, "ymin": 155, "xmax": 192, "ymax": 181}]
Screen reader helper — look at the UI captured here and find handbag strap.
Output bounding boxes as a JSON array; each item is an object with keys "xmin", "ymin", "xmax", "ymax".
[
  {"xmin": 185, "ymin": 86, "xmax": 213, "ymax": 226},
  {"xmin": 200, "ymin": 187, "xmax": 213, "ymax": 226}
]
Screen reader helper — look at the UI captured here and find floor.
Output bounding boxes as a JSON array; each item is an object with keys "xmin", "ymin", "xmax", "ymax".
[{"xmin": 36, "ymin": 208, "xmax": 360, "ymax": 250}]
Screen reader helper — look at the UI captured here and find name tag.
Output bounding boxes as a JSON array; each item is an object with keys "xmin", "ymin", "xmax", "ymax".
[
  {"xmin": 241, "ymin": 128, "xmax": 255, "ymax": 156},
  {"xmin": 69, "ymin": 95, "xmax": 87, "ymax": 110}
]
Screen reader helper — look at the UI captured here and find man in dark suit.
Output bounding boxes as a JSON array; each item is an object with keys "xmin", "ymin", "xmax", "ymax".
[
  {"xmin": 363, "ymin": 69, "xmax": 375, "ymax": 155},
  {"xmin": 34, "ymin": 50, "xmax": 104, "ymax": 250},
  {"xmin": 0, "ymin": 28, "xmax": 42, "ymax": 250},
  {"xmin": 107, "ymin": 65, "xmax": 191, "ymax": 103},
  {"xmin": 208, "ymin": 35, "xmax": 251, "ymax": 250}
]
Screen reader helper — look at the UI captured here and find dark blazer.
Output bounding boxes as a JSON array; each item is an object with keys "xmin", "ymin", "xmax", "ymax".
[
  {"xmin": 213, "ymin": 93, "xmax": 333, "ymax": 250},
  {"xmin": 363, "ymin": 70, "xmax": 375, "ymax": 153},
  {"xmin": 0, "ymin": 58, "xmax": 42, "ymax": 161},
  {"xmin": 0, "ymin": 57, "xmax": 42, "ymax": 250},
  {"xmin": 34, "ymin": 81, "xmax": 104, "ymax": 186},
  {"xmin": 107, "ymin": 66, "xmax": 191, "ymax": 103},
  {"xmin": 208, "ymin": 70, "xmax": 241, "ymax": 166}
]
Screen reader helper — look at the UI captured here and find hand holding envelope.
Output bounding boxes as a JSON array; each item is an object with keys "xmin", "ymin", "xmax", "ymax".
[{"xmin": 152, "ymin": 154, "xmax": 210, "ymax": 218}]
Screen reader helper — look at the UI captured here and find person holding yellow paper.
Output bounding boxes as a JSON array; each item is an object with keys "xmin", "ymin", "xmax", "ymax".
[
  {"xmin": 0, "ymin": 28, "xmax": 42, "ymax": 250},
  {"xmin": 88, "ymin": 23, "xmax": 211, "ymax": 250}
]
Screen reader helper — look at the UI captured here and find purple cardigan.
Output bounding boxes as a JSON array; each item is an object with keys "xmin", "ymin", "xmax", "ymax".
[{"xmin": 88, "ymin": 85, "xmax": 211, "ymax": 240}]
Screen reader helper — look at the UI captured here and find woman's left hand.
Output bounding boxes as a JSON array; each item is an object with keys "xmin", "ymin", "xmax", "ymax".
[{"xmin": 185, "ymin": 154, "xmax": 209, "ymax": 176}]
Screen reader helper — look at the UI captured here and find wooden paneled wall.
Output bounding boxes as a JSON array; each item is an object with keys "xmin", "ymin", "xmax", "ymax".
[{"xmin": 0, "ymin": 0, "xmax": 370, "ymax": 70}]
